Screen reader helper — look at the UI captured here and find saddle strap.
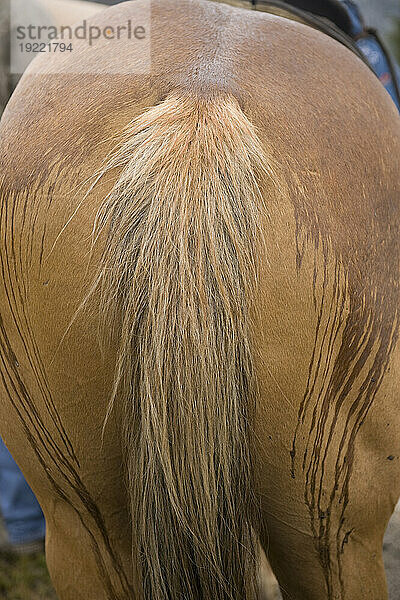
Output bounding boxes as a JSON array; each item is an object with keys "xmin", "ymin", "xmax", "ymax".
[
  {"xmin": 209, "ymin": 0, "xmax": 400, "ymax": 112},
  {"xmin": 252, "ymin": 0, "xmax": 372, "ymax": 68},
  {"xmin": 253, "ymin": 0, "xmax": 400, "ymax": 111}
]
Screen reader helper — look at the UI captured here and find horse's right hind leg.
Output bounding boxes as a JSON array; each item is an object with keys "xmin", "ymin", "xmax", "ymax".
[
  {"xmin": 254, "ymin": 353, "xmax": 400, "ymax": 600},
  {"xmin": 259, "ymin": 499, "xmax": 389, "ymax": 600}
]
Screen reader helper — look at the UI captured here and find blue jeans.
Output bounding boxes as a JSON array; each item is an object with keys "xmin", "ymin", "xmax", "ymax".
[{"xmin": 0, "ymin": 437, "xmax": 45, "ymax": 544}]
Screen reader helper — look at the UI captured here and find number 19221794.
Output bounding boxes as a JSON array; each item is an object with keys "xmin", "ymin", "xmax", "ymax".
[{"xmin": 18, "ymin": 43, "xmax": 73, "ymax": 53}]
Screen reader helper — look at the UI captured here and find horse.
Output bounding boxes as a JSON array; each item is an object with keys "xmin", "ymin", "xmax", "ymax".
[
  {"xmin": 0, "ymin": 0, "xmax": 105, "ymax": 113},
  {"xmin": 0, "ymin": 0, "xmax": 399, "ymax": 598}
]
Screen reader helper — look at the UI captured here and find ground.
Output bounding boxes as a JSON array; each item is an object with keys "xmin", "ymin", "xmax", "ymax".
[
  {"xmin": 0, "ymin": 551, "xmax": 56, "ymax": 600},
  {"xmin": 0, "ymin": 521, "xmax": 55, "ymax": 600},
  {"xmin": 0, "ymin": 507, "xmax": 399, "ymax": 599}
]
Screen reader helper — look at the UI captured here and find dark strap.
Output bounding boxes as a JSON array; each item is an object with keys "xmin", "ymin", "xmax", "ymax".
[
  {"xmin": 252, "ymin": 0, "xmax": 372, "ymax": 69},
  {"xmin": 267, "ymin": 0, "xmax": 358, "ymax": 36},
  {"xmin": 252, "ymin": 0, "xmax": 400, "ymax": 110}
]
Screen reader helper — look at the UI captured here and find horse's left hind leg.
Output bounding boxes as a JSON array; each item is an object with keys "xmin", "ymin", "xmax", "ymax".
[{"xmin": 44, "ymin": 499, "xmax": 112, "ymax": 600}]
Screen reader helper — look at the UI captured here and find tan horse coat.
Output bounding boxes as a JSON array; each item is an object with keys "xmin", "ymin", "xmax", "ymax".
[
  {"xmin": 0, "ymin": 1, "xmax": 399, "ymax": 598},
  {"xmin": 0, "ymin": 0, "xmax": 105, "ymax": 112}
]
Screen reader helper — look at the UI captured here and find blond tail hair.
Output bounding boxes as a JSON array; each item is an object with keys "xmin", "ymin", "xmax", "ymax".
[{"xmin": 94, "ymin": 92, "xmax": 266, "ymax": 599}]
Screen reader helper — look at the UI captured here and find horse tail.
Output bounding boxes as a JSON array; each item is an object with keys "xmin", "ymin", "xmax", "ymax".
[{"xmin": 95, "ymin": 92, "xmax": 266, "ymax": 599}]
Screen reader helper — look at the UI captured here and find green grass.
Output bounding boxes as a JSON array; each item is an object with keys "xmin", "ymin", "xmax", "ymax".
[{"xmin": 0, "ymin": 551, "xmax": 57, "ymax": 600}]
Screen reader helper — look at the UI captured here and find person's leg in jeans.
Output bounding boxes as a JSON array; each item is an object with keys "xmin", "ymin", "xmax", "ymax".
[{"xmin": 0, "ymin": 436, "xmax": 45, "ymax": 549}]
